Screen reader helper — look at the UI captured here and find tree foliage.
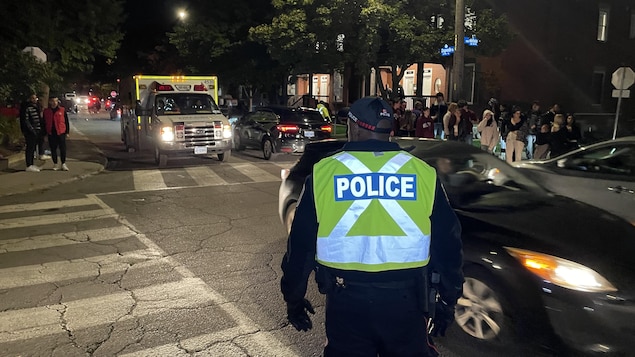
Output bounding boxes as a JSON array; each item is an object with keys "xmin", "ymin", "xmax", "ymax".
[
  {"xmin": 167, "ymin": 0, "xmax": 284, "ymax": 100},
  {"xmin": 0, "ymin": 0, "xmax": 125, "ymax": 99},
  {"xmin": 251, "ymin": 0, "xmax": 512, "ymax": 100}
]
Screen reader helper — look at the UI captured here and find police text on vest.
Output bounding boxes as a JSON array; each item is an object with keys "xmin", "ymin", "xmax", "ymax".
[{"xmin": 334, "ymin": 173, "xmax": 417, "ymax": 201}]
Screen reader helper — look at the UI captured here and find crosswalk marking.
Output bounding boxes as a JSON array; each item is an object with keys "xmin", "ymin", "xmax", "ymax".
[
  {"xmin": 185, "ymin": 166, "xmax": 229, "ymax": 186},
  {"xmin": 231, "ymin": 163, "xmax": 281, "ymax": 182},
  {"xmin": 0, "ymin": 226, "xmax": 135, "ymax": 253},
  {"xmin": 0, "ymin": 194, "xmax": 301, "ymax": 357},
  {"xmin": 0, "ymin": 249, "xmax": 162, "ymax": 290},
  {"xmin": 0, "ymin": 208, "xmax": 117, "ymax": 230},
  {"xmin": 0, "ymin": 197, "xmax": 96, "ymax": 214},
  {"xmin": 132, "ymin": 169, "xmax": 168, "ymax": 191}
]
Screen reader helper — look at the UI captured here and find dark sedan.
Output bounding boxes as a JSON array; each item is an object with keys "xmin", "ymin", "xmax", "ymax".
[
  {"xmin": 513, "ymin": 136, "xmax": 635, "ymax": 225},
  {"xmin": 278, "ymin": 138, "xmax": 635, "ymax": 357},
  {"xmin": 233, "ymin": 106, "xmax": 332, "ymax": 160}
]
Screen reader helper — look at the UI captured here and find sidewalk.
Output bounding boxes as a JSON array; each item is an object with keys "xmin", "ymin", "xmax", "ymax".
[{"xmin": 0, "ymin": 131, "xmax": 106, "ymax": 198}]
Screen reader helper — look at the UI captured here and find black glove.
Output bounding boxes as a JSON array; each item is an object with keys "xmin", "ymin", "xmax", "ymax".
[
  {"xmin": 430, "ymin": 300, "xmax": 455, "ymax": 337},
  {"xmin": 286, "ymin": 298, "xmax": 315, "ymax": 331}
]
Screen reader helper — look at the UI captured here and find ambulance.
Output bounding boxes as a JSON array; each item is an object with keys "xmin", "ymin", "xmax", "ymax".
[{"xmin": 120, "ymin": 75, "xmax": 232, "ymax": 166}]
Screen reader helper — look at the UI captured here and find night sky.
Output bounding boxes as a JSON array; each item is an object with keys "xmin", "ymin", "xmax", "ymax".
[{"xmin": 99, "ymin": 0, "xmax": 183, "ymax": 78}]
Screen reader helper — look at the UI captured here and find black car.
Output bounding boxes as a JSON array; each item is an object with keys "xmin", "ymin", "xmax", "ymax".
[
  {"xmin": 278, "ymin": 138, "xmax": 635, "ymax": 357},
  {"xmin": 233, "ymin": 106, "xmax": 332, "ymax": 160}
]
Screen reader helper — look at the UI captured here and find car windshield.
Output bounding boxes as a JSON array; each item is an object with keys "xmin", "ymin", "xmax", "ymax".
[
  {"xmin": 284, "ymin": 110, "xmax": 329, "ymax": 124},
  {"xmin": 155, "ymin": 94, "xmax": 221, "ymax": 115},
  {"xmin": 416, "ymin": 149, "xmax": 550, "ymax": 209}
]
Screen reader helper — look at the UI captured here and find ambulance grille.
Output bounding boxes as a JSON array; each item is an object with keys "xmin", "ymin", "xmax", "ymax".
[{"xmin": 182, "ymin": 121, "xmax": 223, "ymax": 147}]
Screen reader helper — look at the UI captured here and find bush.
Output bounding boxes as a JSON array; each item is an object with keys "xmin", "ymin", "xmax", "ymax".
[{"xmin": 0, "ymin": 115, "xmax": 24, "ymax": 149}]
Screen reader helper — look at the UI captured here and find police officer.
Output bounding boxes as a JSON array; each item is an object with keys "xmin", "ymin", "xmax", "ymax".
[{"xmin": 281, "ymin": 97, "xmax": 464, "ymax": 356}]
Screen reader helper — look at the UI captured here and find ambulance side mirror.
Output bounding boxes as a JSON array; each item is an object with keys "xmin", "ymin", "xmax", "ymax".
[{"xmin": 134, "ymin": 100, "xmax": 149, "ymax": 116}]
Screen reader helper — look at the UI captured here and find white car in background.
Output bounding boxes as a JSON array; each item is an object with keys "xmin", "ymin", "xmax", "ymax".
[{"xmin": 513, "ymin": 136, "xmax": 635, "ymax": 224}]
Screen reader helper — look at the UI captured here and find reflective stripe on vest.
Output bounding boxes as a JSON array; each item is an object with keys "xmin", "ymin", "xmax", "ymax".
[{"xmin": 313, "ymin": 151, "xmax": 436, "ymax": 272}]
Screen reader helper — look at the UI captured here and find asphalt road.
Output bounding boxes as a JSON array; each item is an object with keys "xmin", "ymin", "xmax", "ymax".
[{"xmin": 0, "ymin": 112, "xmax": 458, "ymax": 357}]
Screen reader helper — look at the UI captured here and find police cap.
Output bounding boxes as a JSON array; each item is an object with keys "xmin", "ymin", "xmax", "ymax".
[{"xmin": 347, "ymin": 97, "xmax": 393, "ymax": 133}]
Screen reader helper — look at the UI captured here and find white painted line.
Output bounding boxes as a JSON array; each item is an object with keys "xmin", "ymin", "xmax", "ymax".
[
  {"xmin": 132, "ymin": 169, "xmax": 168, "ymax": 191},
  {"xmin": 0, "ymin": 209, "xmax": 117, "ymax": 230},
  {"xmin": 184, "ymin": 166, "xmax": 229, "ymax": 187},
  {"xmin": 0, "ymin": 226, "xmax": 136, "ymax": 253},
  {"xmin": 0, "ymin": 249, "xmax": 162, "ymax": 290},
  {"xmin": 230, "ymin": 163, "xmax": 281, "ymax": 182},
  {"xmin": 0, "ymin": 278, "xmax": 217, "ymax": 343},
  {"xmin": 0, "ymin": 198, "xmax": 96, "ymax": 214}
]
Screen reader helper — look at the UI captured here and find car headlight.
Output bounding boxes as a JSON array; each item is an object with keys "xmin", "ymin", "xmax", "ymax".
[
  {"xmin": 223, "ymin": 124, "xmax": 232, "ymax": 139},
  {"xmin": 505, "ymin": 247, "xmax": 617, "ymax": 293},
  {"xmin": 160, "ymin": 126, "xmax": 174, "ymax": 142}
]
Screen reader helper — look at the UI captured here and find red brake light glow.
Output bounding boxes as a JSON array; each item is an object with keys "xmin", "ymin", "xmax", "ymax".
[
  {"xmin": 320, "ymin": 125, "xmax": 333, "ymax": 133},
  {"xmin": 277, "ymin": 124, "xmax": 299, "ymax": 133},
  {"xmin": 193, "ymin": 84, "xmax": 207, "ymax": 91}
]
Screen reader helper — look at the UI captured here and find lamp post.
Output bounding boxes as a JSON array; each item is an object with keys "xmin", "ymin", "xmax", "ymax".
[
  {"xmin": 451, "ymin": 0, "xmax": 465, "ymax": 102},
  {"xmin": 177, "ymin": 10, "xmax": 187, "ymax": 21}
]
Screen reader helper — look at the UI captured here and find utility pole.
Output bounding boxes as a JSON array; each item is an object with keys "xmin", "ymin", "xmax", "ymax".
[{"xmin": 451, "ymin": 0, "xmax": 465, "ymax": 102}]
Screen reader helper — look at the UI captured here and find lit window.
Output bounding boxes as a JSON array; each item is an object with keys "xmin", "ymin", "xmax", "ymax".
[{"xmin": 597, "ymin": 5, "xmax": 610, "ymax": 42}]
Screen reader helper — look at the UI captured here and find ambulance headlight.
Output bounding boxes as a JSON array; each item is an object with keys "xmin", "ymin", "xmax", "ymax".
[
  {"xmin": 223, "ymin": 124, "xmax": 232, "ymax": 139},
  {"xmin": 161, "ymin": 126, "xmax": 174, "ymax": 142}
]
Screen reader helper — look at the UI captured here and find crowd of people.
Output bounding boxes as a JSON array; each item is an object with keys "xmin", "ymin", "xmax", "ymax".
[{"xmin": 390, "ymin": 93, "xmax": 583, "ymax": 163}]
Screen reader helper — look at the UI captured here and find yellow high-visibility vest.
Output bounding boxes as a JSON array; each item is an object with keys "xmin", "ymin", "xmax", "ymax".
[{"xmin": 313, "ymin": 150, "xmax": 436, "ymax": 272}]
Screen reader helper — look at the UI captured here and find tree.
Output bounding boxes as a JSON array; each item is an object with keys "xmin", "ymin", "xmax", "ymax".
[
  {"xmin": 167, "ymin": 0, "xmax": 285, "ymax": 103},
  {"xmin": 0, "ymin": 0, "xmax": 125, "ymax": 98},
  {"xmin": 251, "ymin": 0, "xmax": 512, "ymax": 102}
]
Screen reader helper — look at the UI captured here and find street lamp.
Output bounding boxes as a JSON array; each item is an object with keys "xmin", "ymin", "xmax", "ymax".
[{"xmin": 177, "ymin": 10, "xmax": 187, "ymax": 21}]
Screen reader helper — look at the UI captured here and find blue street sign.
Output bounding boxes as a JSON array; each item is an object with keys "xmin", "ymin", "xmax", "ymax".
[
  {"xmin": 464, "ymin": 35, "xmax": 479, "ymax": 47},
  {"xmin": 440, "ymin": 44, "xmax": 455, "ymax": 57}
]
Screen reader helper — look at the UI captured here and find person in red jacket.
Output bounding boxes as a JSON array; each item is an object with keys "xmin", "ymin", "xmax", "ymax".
[{"xmin": 43, "ymin": 95, "xmax": 70, "ymax": 171}]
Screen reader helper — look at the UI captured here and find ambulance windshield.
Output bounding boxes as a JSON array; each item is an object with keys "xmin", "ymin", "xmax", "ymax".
[{"xmin": 155, "ymin": 94, "xmax": 221, "ymax": 115}]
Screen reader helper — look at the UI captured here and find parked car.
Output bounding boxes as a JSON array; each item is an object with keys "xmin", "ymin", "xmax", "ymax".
[
  {"xmin": 278, "ymin": 138, "xmax": 635, "ymax": 357},
  {"xmin": 233, "ymin": 106, "xmax": 332, "ymax": 160},
  {"xmin": 513, "ymin": 136, "xmax": 635, "ymax": 225}
]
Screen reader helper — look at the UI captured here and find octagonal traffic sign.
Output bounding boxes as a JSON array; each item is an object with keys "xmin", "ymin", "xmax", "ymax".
[{"xmin": 611, "ymin": 67, "xmax": 635, "ymax": 90}]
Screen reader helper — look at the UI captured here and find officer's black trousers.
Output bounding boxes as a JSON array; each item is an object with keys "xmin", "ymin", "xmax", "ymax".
[{"xmin": 323, "ymin": 285, "xmax": 437, "ymax": 357}]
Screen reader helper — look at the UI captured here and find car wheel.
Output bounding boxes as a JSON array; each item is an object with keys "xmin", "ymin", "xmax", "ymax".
[
  {"xmin": 445, "ymin": 266, "xmax": 559, "ymax": 357},
  {"xmin": 154, "ymin": 146, "xmax": 168, "ymax": 167},
  {"xmin": 217, "ymin": 150, "xmax": 230, "ymax": 162},
  {"xmin": 284, "ymin": 202, "xmax": 297, "ymax": 234},
  {"xmin": 234, "ymin": 131, "xmax": 245, "ymax": 150},
  {"xmin": 262, "ymin": 139, "xmax": 274, "ymax": 160}
]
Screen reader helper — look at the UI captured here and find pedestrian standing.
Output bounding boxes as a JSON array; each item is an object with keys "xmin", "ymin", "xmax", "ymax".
[
  {"xmin": 504, "ymin": 107, "xmax": 529, "ymax": 163},
  {"xmin": 415, "ymin": 106, "xmax": 435, "ymax": 138},
  {"xmin": 477, "ymin": 109, "xmax": 499, "ymax": 154},
  {"xmin": 430, "ymin": 92, "xmax": 448, "ymax": 139},
  {"xmin": 281, "ymin": 97, "xmax": 464, "ymax": 357},
  {"xmin": 43, "ymin": 95, "xmax": 70, "ymax": 171},
  {"xmin": 19, "ymin": 94, "xmax": 45, "ymax": 172}
]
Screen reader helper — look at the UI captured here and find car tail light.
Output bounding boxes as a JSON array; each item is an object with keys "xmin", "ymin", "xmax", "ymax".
[
  {"xmin": 277, "ymin": 124, "xmax": 300, "ymax": 133},
  {"xmin": 193, "ymin": 84, "xmax": 207, "ymax": 91},
  {"xmin": 280, "ymin": 168, "xmax": 290, "ymax": 180},
  {"xmin": 320, "ymin": 125, "xmax": 333, "ymax": 133}
]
